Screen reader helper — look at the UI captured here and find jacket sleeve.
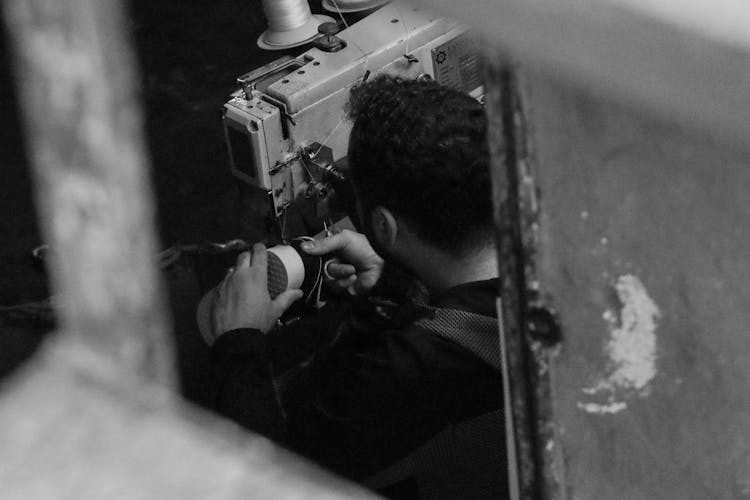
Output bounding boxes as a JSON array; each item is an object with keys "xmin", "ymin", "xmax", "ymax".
[
  {"xmin": 207, "ymin": 300, "xmax": 353, "ymax": 442},
  {"xmin": 209, "ymin": 328, "xmax": 286, "ymax": 441}
]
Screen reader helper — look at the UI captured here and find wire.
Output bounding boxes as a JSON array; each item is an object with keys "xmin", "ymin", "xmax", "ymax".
[
  {"xmin": 308, "ymin": 264, "xmax": 323, "ymax": 305},
  {"xmin": 329, "ymin": 0, "xmax": 350, "ymax": 30},
  {"xmin": 292, "ymin": 236, "xmax": 324, "ymax": 305},
  {"xmin": 313, "ymin": 117, "xmax": 346, "ymax": 158},
  {"xmin": 301, "ymin": 156, "xmax": 316, "ymax": 182},
  {"xmin": 281, "ymin": 207, "xmax": 288, "ymax": 242},
  {"xmin": 314, "ymin": 269, "xmax": 325, "ymax": 307},
  {"xmin": 308, "ymin": 0, "xmax": 374, "ymax": 161},
  {"xmin": 329, "ymin": 0, "xmax": 369, "ymax": 67},
  {"xmin": 0, "ymin": 297, "xmax": 55, "ymax": 324},
  {"xmin": 391, "ymin": 1, "xmax": 411, "ymax": 58}
]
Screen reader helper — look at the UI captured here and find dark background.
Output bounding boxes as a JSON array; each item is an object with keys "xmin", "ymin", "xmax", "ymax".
[{"xmin": 0, "ymin": 0, "xmax": 331, "ymax": 400}]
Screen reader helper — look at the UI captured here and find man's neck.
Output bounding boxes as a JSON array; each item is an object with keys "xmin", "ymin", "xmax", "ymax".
[{"xmin": 396, "ymin": 241, "xmax": 499, "ymax": 295}]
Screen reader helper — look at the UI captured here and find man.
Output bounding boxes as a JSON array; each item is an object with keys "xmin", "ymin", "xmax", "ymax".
[{"xmin": 209, "ymin": 75, "xmax": 505, "ymax": 498}]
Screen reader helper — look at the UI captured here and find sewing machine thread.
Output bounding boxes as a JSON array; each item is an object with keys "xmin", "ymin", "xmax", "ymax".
[
  {"xmin": 258, "ymin": 0, "xmax": 335, "ymax": 50},
  {"xmin": 262, "ymin": 0, "xmax": 312, "ymax": 32}
]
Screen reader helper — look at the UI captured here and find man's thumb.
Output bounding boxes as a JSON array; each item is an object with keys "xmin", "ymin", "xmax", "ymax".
[
  {"xmin": 274, "ymin": 288, "xmax": 304, "ymax": 313},
  {"xmin": 301, "ymin": 233, "xmax": 344, "ymax": 255}
]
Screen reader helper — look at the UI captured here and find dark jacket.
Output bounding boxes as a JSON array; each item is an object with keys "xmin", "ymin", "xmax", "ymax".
[{"xmin": 210, "ymin": 277, "xmax": 503, "ymax": 493}]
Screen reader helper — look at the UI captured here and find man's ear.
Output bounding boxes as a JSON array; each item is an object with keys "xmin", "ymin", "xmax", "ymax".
[{"xmin": 370, "ymin": 206, "xmax": 399, "ymax": 249}]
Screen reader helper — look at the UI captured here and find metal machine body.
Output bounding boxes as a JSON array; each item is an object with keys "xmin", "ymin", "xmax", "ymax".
[{"xmin": 222, "ymin": 1, "xmax": 483, "ymax": 229}]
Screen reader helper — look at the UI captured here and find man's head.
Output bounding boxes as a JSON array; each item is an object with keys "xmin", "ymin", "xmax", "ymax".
[{"xmin": 345, "ymin": 75, "xmax": 493, "ymax": 260}]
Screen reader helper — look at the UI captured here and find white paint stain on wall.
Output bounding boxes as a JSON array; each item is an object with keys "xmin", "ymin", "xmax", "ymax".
[
  {"xmin": 577, "ymin": 400, "xmax": 628, "ymax": 415},
  {"xmin": 578, "ymin": 274, "xmax": 661, "ymax": 415}
]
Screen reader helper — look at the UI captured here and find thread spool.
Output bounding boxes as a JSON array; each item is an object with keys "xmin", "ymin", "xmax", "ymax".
[
  {"xmin": 195, "ymin": 241, "xmax": 326, "ymax": 344},
  {"xmin": 322, "ymin": 0, "xmax": 391, "ymax": 13},
  {"xmin": 258, "ymin": 0, "xmax": 335, "ymax": 50}
]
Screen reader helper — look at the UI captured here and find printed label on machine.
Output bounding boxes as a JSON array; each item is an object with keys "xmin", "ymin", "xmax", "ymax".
[{"xmin": 432, "ymin": 32, "xmax": 483, "ymax": 95}]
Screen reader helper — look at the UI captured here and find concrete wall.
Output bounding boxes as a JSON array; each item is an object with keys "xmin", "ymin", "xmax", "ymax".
[{"xmin": 525, "ymin": 72, "xmax": 750, "ymax": 499}]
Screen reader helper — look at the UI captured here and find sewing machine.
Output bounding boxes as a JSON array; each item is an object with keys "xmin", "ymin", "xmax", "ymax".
[{"xmin": 222, "ymin": 1, "xmax": 484, "ymax": 237}]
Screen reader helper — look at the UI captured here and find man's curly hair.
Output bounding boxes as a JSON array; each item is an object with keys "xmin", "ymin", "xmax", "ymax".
[{"xmin": 345, "ymin": 74, "xmax": 493, "ymax": 256}]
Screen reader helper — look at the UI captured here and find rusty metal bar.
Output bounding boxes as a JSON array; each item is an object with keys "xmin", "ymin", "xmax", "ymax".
[
  {"xmin": 485, "ymin": 55, "xmax": 539, "ymax": 500},
  {"xmin": 4, "ymin": 0, "xmax": 174, "ymax": 385},
  {"xmin": 509, "ymin": 68, "xmax": 567, "ymax": 500},
  {"xmin": 486, "ymin": 55, "xmax": 566, "ymax": 499}
]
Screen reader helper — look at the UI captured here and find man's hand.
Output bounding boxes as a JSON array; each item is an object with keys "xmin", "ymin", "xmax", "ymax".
[
  {"xmin": 211, "ymin": 244, "xmax": 303, "ymax": 337},
  {"xmin": 301, "ymin": 229, "xmax": 384, "ymax": 296}
]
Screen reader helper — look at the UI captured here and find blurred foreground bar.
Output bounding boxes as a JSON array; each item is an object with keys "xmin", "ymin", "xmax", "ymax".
[
  {"xmin": 416, "ymin": 0, "xmax": 750, "ymax": 148},
  {"xmin": 1, "ymin": 1, "xmax": 376, "ymax": 497}
]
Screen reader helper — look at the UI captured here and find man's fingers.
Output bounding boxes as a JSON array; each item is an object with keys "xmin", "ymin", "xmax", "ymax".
[
  {"xmin": 273, "ymin": 289, "xmax": 304, "ymax": 315},
  {"xmin": 300, "ymin": 231, "xmax": 350, "ymax": 255},
  {"xmin": 235, "ymin": 251, "xmax": 251, "ymax": 270},
  {"xmin": 250, "ymin": 243, "xmax": 267, "ymax": 276},
  {"xmin": 324, "ymin": 259, "xmax": 356, "ymax": 280},
  {"xmin": 339, "ymin": 275, "xmax": 357, "ymax": 287},
  {"xmin": 326, "ymin": 275, "xmax": 357, "ymax": 292},
  {"xmin": 209, "ymin": 287, "xmax": 225, "ymax": 339},
  {"xmin": 218, "ymin": 273, "xmax": 231, "ymax": 298}
]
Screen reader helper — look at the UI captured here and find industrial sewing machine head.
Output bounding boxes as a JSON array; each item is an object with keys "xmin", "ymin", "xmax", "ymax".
[{"xmin": 222, "ymin": 0, "xmax": 484, "ymax": 239}]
